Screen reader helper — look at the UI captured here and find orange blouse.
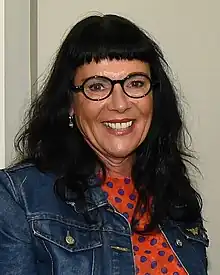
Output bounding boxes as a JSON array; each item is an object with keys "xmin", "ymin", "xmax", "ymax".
[{"xmin": 101, "ymin": 176, "xmax": 187, "ymax": 275}]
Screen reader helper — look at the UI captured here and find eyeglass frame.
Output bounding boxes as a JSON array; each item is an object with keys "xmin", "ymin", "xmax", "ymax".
[{"xmin": 71, "ymin": 72, "xmax": 155, "ymax": 101}]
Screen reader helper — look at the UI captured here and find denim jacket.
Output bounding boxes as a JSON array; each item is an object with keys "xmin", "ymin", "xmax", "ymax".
[{"xmin": 0, "ymin": 164, "xmax": 209, "ymax": 275}]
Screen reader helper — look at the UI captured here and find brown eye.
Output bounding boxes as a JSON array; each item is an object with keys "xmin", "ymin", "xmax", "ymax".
[
  {"xmin": 88, "ymin": 83, "xmax": 105, "ymax": 91},
  {"xmin": 125, "ymin": 74, "xmax": 150, "ymax": 91},
  {"xmin": 129, "ymin": 80, "xmax": 145, "ymax": 88},
  {"xmin": 85, "ymin": 77, "xmax": 111, "ymax": 93}
]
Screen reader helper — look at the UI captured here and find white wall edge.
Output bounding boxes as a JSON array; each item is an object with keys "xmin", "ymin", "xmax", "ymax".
[
  {"xmin": 4, "ymin": 0, "xmax": 31, "ymax": 165},
  {"xmin": 0, "ymin": 0, "xmax": 5, "ymax": 168}
]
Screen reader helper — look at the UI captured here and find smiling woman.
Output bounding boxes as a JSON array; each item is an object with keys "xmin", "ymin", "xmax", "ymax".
[
  {"xmin": 72, "ymin": 60, "xmax": 153, "ymax": 167},
  {"xmin": 0, "ymin": 14, "xmax": 209, "ymax": 275}
]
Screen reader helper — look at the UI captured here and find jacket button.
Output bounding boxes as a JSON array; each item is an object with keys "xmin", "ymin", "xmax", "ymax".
[
  {"xmin": 65, "ymin": 231, "xmax": 75, "ymax": 245},
  {"xmin": 175, "ymin": 239, "xmax": 183, "ymax": 247}
]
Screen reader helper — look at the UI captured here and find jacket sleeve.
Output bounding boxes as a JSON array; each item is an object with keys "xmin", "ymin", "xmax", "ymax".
[{"xmin": 0, "ymin": 170, "xmax": 38, "ymax": 275}]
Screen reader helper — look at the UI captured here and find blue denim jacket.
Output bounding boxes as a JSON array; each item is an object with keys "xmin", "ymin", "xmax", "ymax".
[{"xmin": 0, "ymin": 164, "xmax": 209, "ymax": 275}]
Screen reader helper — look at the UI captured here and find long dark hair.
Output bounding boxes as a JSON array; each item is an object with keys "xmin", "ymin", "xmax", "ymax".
[{"xmin": 15, "ymin": 14, "xmax": 202, "ymax": 232}]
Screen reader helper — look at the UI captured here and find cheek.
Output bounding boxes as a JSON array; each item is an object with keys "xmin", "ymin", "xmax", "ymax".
[
  {"xmin": 72, "ymin": 95, "xmax": 102, "ymax": 130},
  {"xmin": 138, "ymin": 96, "xmax": 153, "ymax": 140},
  {"xmin": 138, "ymin": 95, "xmax": 153, "ymax": 120},
  {"xmin": 72, "ymin": 96, "xmax": 88, "ymax": 131}
]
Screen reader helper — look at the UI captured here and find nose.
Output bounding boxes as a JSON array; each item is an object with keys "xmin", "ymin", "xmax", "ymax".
[{"xmin": 107, "ymin": 83, "xmax": 131, "ymax": 113}]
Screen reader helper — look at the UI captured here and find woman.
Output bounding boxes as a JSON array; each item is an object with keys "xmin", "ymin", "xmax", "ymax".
[{"xmin": 0, "ymin": 14, "xmax": 209, "ymax": 275}]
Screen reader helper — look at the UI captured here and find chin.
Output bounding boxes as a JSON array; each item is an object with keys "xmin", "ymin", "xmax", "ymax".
[{"xmin": 107, "ymin": 149, "xmax": 134, "ymax": 159}]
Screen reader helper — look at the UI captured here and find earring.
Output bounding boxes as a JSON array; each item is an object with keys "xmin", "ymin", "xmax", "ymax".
[{"xmin": 68, "ymin": 115, "xmax": 74, "ymax": 128}]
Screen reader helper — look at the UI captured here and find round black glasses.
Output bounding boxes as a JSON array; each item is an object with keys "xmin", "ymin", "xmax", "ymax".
[{"xmin": 71, "ymin": 73, "xmax": 154, "ymax": 101}]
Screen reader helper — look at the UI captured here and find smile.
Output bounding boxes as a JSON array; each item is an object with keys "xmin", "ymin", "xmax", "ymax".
[{"xmin": 103, "ymin": 121, "xmax": 133, "ymax": 130}]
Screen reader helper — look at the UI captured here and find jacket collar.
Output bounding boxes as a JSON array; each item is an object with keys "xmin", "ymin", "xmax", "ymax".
[{"xmin": 65, "ymin": 175, "xmax": 108, "ymax": 213}]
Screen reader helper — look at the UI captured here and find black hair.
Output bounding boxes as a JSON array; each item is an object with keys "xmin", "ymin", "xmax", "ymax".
[{"xmin": 15, "ymin": 14, "xmax": 202, "ymax": 232}]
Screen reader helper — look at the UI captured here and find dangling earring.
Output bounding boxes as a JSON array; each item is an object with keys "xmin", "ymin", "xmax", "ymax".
[{"xmin": 68, "ymin": 115, "xmax": 74, "ymax": 128}]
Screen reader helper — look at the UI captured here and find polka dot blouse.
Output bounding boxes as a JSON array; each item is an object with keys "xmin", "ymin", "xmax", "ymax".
[{"xmin": 101, "ymin": 176, "xmax": 187, "ymax": 275}]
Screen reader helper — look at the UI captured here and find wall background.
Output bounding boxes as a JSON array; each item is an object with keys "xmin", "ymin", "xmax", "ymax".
[
  {"xmin": 0, "ymin": 0, "xmax": 5, "ymax": 168},
  {"xmin": 1, "ymin": 0, "xmax": 219, "ymax": 274},
  {"xmin": 0, "ymin": 0, "xmax": 31, "ymax": 167}
]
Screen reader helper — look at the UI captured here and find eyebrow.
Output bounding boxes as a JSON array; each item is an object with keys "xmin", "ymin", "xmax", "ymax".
[{"xmin": 79, "ymin": 71, "xmax": 151, "ymax": 82}]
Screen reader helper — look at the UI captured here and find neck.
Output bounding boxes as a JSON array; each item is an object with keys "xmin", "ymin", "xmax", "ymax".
[
  {"xmin": 98, "ymin": 154, "xmax": 133, "ymax": 178},
  {"xmin": 83, "ymin": 136, "xmax": 133, "ymax": 178}
]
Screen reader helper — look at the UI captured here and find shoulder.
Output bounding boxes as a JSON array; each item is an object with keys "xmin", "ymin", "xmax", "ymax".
[
  {"xmin": 2, "ymin": 162, "xmax": 55, "ymax": 180},
  {"xmin": 163, "ymin": 218, "xmax": 209, "ymax": 246},
  {"xmin": 162, "ymin": 219, "xmax": 209, "ymax": 274},
  {"xmin": 0, "ymin": 162, "xmax": 56, "ymax": 204}
]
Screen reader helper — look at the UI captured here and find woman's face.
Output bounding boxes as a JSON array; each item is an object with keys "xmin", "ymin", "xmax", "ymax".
[{"xmin": 72, "ymin": 59, "xmax": 153, "ymax": 163}]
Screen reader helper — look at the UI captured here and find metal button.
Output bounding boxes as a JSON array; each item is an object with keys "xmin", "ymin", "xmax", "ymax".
[
  {"xmin": 65, "ymin": 231, "xmax": 75, "ymax": 245},
  {"xmin": 106, "ymin": 207, "xmax": 114, "ymax": 213},
  {"xmin": 175, "ymin": 239, "xmax": 183, "ymax": 247}
]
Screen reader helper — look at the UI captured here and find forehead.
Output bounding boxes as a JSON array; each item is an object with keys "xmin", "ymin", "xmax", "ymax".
[{"xmin": 74, "ymin": 59, "xmax": 150, "ymax": 81}]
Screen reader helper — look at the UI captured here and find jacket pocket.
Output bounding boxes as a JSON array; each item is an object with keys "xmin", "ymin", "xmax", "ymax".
[{"xmin": 31, "ymin": 217, "xmax": 102, "ymax": 252}]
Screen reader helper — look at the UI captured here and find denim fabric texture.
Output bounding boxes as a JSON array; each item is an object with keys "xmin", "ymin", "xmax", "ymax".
[{"xmin": 0, "ymin": 164, "xmax": 209, "ymax": 275}]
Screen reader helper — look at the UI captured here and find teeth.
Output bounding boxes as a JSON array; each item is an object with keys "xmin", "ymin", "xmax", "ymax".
[{"xmin": 104, "ymin": 121, "xmax": 133, "ymax": 130}]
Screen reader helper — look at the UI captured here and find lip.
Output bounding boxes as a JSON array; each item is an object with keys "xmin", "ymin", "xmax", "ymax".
[
  {"xmin": 102, "ymin": 119, "xmax": 135, "ymax": 136},
  {"xmin": 104, "ymin": 122, "xmax": 135, "ymax": 136},
  {"xmin": 103, "ymin": 118, "xmax": 135, "ymax": 123}
]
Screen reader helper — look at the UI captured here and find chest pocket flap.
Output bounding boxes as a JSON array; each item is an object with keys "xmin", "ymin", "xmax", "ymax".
[{"xmin": 32, "ymin": 218, "xmax": 102, "ymax": 252}]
